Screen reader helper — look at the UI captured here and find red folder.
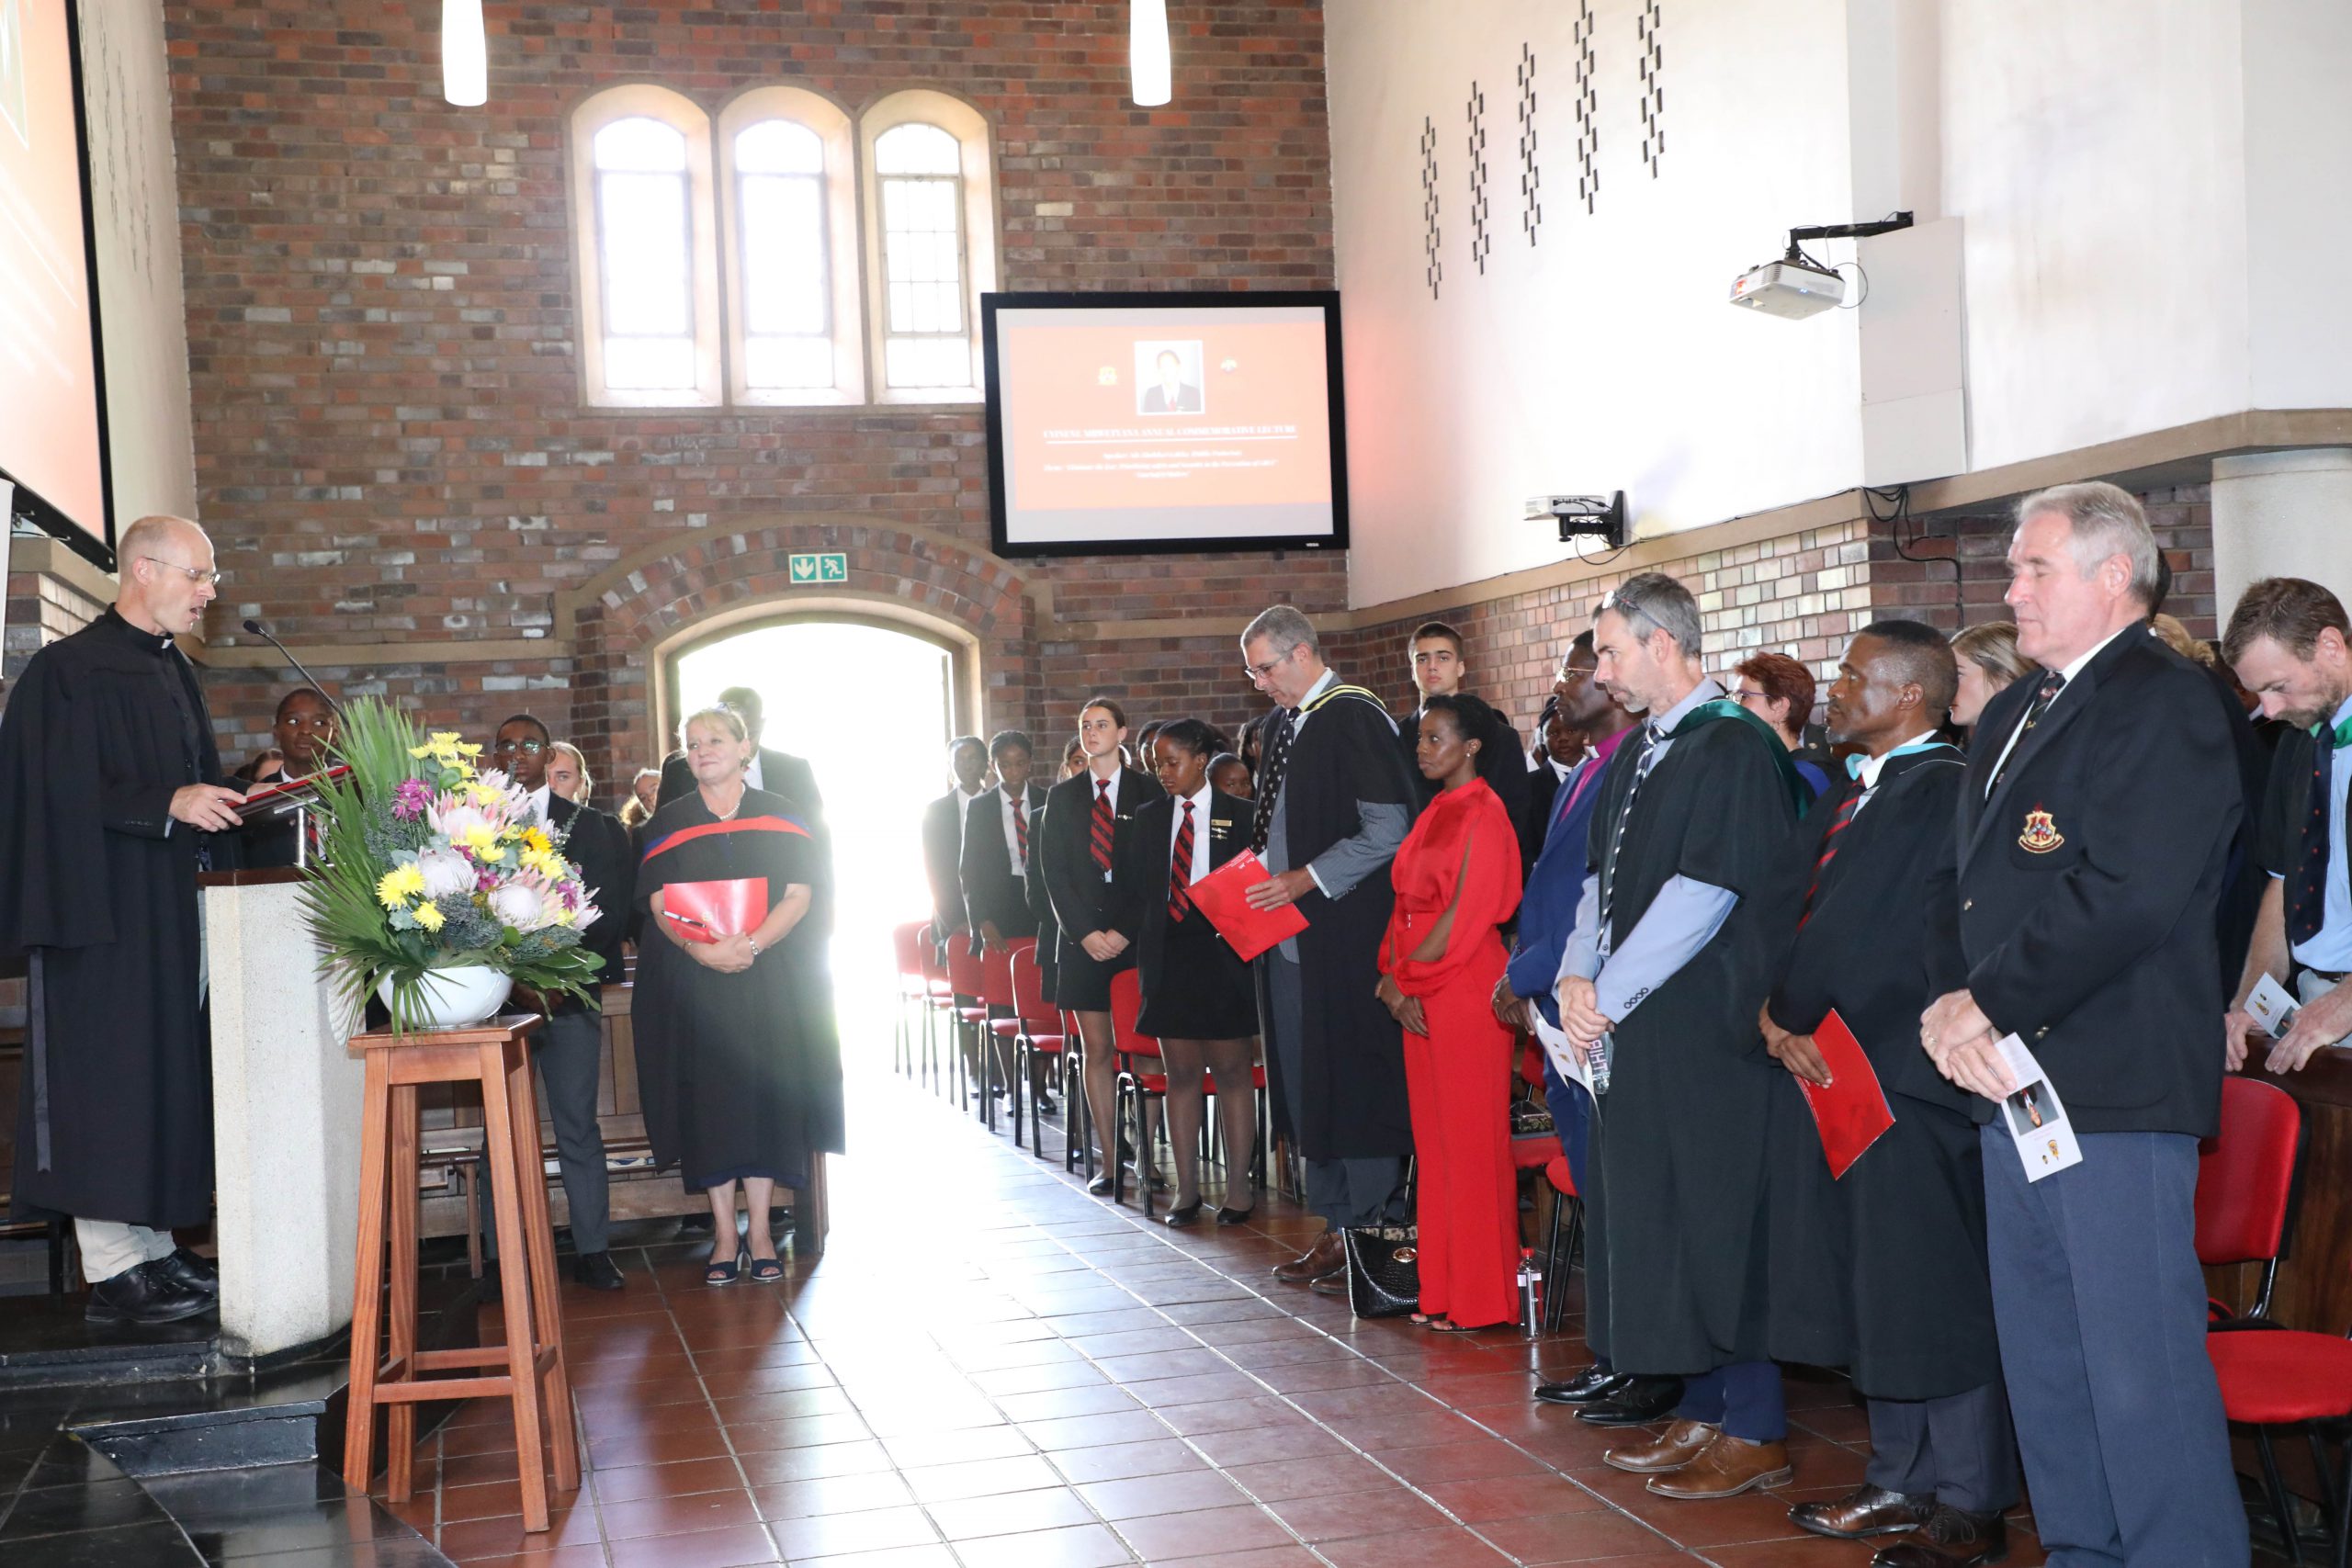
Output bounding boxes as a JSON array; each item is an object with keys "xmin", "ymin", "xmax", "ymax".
[
  {"xmin": 1186, "ymin": 849, "xmax": 1307, "ymax": 963},
  {"xmin": 662, "ymin": 878, "xmax": 768, "ymax": 943},
  {"xmin": 1795, "ymin": 1010, "xmax": 1896, "ymax": 1179}
]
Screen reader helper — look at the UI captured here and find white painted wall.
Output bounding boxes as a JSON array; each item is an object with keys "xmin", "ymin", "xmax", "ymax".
[
  {"xmin": 1327, "ymin": 0, "xmax": 1865, "ymax": 609},
  {"xmin": 79, "ymin": 0, "xmax": 198, "ymax": 526},
  {"xmin": 2241, "ymin": 0, "xmax": 2352, "ymax": 410}
]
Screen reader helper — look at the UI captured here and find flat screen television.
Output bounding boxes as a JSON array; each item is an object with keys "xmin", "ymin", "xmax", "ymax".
[
  {"xmin": 981, "ymin": 290, "xmax": 1347, "ymax": 558},
  {"xmin": 0, "ymin": 0, "xmax": 113, "ymax": 568}
]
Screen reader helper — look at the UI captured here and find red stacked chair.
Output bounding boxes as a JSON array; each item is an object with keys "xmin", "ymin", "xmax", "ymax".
[
  {"xmin": 1009, "ymin": 945, "xmax": 1073, "ymax": 1165},
  {"xmin": 2194, "ymin": 1077, "xmax": 2321, "ymax": 1561},
  {"xmin": 915, "ymin": 923, "xmax": 961, "ymax": 1098},
  {"xmin": 890, "ymin": 919, "xmax": 932, "ymax": 1079},
  {"xmin": 976, "ymin": 937, "xmax": 1031, "ymax": 1136},
  {"xmin": 1511, "ymin": 1033, "xmax": 1560, "ymax": 1172},
  {"xmin": 1538, "ymin": 1156, "xmax": 1583, "ymax": 1335},
  {"xmin": 1107, "ymin": 969, "xmax": 1167, "ymax": 1217},
  {"xmin": 943, "ymin": 934, "xmax": 990, "ymax": 1108}
]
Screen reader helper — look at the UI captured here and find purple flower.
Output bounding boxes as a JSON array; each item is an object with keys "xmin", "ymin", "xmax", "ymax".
[{"xmin": 392, "ymin": 778, "xmax": 434, "ymax": 820}]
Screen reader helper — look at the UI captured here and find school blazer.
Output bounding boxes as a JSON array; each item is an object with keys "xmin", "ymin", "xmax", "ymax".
[
  {"xmin": 1038, "ymin": 768, "xmax": 1166, "ymax": 941},
  {"xmin": 1108, "ymin": 790, "xmax": 1256, "ymax": 964},
  {"xmin": 960, "ymin": 784, "xmax": 1048, "ymax": 940}
]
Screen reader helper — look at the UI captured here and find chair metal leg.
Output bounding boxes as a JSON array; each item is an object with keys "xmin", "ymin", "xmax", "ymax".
[
  {"xmin": 1110, "ymin": 1077, "xmax": 1130, "ymax": 1206},
  {"xmin": 1010, "ymin": 1035, "xmax": 1025, "ymax": 1145},
  {"xmin": 1135, "ymin": 1083, "xmax": 1156, "ymax": 1221},
  {"xmin": 2257, "ymin": 1427, "xmax": 2307, "ymax": 1566}
]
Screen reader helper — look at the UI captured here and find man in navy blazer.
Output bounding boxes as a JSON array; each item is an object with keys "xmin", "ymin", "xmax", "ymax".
[{"xmin": 1923, "ymin": 483, "xmax": 2245, "ymax": 1568}]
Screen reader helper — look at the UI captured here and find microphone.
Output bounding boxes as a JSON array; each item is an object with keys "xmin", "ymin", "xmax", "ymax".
[{"xmin": 242, "ymin": 618, "xmax": 345, "ymax": 719}]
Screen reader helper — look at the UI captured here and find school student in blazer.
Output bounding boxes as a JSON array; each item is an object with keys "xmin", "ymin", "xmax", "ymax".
[
  {"xmin": 1038, "ymin": 697, "xmax": 1165, "ymax": 1188},
  {"xmin": 922, "ymin": 737, "xmax": 991, "ymax": 953},
  {"xmin": 961, "ymin": 730, "xmax": 1047, "ymax": 1096},
  {"xmin": 1923, "ymin": 483, "xmax": 2245, "ymax": 1568},
  {"xmin": 1109, "ymin": 718, "xmax": 1260, "ymax": 1224}
]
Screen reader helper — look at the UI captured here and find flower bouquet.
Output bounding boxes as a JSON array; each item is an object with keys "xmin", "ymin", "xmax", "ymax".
[{"xmin": 300, "ymin": 697, "xmax": 607, "ymax": 1032}]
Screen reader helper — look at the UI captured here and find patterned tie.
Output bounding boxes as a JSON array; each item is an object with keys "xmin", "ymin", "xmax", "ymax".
[
  {"xmin": 1170, "ymin": 800, "xmax": 1197, "ymax": 922},
  {"xmin": 1990, "ymin": 671, "xmax": 2066, "ymax": 796},
  {"xmin": 1797, "ymin": 780, "xmax": 1865, "ymax": 930},
  {"xmin": 1596, "ymin": 721, "xmax": 1663, "ymax": 946},
  {"xmin": 1091, "ymin": 778, "xmax": 1114, "ymax": 874},
  {"xmin": 2290, "ymin": 730, "xmax": 2338, "ymax": 945},
  {"xmin": 1012, "ymin": 792, "xmax": 1029, "ymax": 870},
  {"xmin": 1250, "ymin": 708, "xmax": 1297, "ymax": 854}
]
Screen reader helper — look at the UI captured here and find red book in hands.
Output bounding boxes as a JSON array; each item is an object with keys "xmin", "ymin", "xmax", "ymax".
[
  {"xmin": 1796, "ymin": 1010, "xmax": 1896, "ymax": 1179},
  {"xmin": 662, "ymin": 878, "xmax": 769, "ymax": 944},
  {"xmin": 1185, "ymin": 849, "xmax": 1307, "ymax": 963}
]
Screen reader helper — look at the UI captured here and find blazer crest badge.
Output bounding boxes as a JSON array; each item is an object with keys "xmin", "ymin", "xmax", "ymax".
[{"xmin": 2018, "ymin": 807, "xmax": 2064, "ymax": 854}]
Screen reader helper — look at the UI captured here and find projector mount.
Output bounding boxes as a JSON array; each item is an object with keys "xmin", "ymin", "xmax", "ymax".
[{"xmin": 1781, "ymin": 210, "xmax": 1915, "ymax": 274}]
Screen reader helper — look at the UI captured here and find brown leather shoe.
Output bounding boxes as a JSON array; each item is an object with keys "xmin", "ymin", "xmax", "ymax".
[
  {"xmin": 1273, "ymin": 1231, "xmax": 1343, "ymax": 1284},
  {"xmin": 1791, "ymin": 1483, "xmax": 1936, "ymax": 1540},
  {"xmin": 1870, "ymin": 1506, "xmax": 2007, "ymax": 1567},
  {"xmin": 1601, "ymin": 1418, "xmax": 1720, "ymax": 1474},
  {"xmin": 1306, "ymin": 1268, "xmax": 1350, "ymax": 1296},
  {"xmin": 1645, "ymin": 1433, "xmax": 1793, "ymax": 1498}
]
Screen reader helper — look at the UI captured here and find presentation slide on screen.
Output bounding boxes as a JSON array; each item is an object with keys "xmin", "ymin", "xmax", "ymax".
[
  {"xmin": 0, "ymin": 0, "xmax": 107, "ymax": 545},
  {"xmin": 991, "ymin": 304, "xmax": 1338, "ymax": 548}
]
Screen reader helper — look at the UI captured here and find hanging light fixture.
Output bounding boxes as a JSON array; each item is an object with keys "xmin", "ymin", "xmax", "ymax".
[
  {"xmin": 442, "ymin": 0, "xmax": 488, "ymax": 107},
  {"xmin": 1130, "ymin": 0, "xmax": 1171, "ymax": 107}
]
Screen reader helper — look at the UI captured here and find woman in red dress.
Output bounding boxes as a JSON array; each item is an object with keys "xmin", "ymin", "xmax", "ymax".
[{"xmin": 1376, "ymin": 694, "xmax": 1525, "ymax": 1330}]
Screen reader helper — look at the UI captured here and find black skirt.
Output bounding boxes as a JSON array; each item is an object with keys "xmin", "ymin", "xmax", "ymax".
[
  {"xmin": 1137, "ymin": 911, "xmax": 1259, "ymax": 1039},
  {"xmin": 1053, "ymin": 934, "xmax": 1133, "ymax": 1010}
]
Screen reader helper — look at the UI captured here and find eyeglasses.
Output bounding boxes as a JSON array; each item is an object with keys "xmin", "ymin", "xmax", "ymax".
[
  {"xmin": 1730, "ymin": 689, "xmax": 1768, "ymax": 706},
  {"xmin": 1242, "ymin": 648, "xmax": 1294, "ymax": 680},
  {"xmin": 492, "ymin": 738, "xmax": 548, "ymax": 755},
  {"xmin": 141, "ymin": 558, "xmax": 225, "ymax": 586}
]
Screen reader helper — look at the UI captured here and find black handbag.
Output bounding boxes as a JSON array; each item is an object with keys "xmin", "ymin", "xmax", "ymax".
[
  {"xmin": 1341, "ymin": 1224, "xmax": 1420, "ymax": 1318},
  {"xmin": 1510, "ymin": 1105, "xmax": 1555, "ymax": 1137}
]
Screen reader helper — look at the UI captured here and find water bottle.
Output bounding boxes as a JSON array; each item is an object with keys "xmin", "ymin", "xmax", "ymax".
[{"xmin": 1518, "ymin": 1247, "xmax": 1542, "ymax": 1335}]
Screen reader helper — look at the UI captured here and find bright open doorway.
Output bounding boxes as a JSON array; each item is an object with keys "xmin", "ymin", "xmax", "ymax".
[{"xmin": 671, "ymin": 619, "xmax": 959, "ymax": 1055}]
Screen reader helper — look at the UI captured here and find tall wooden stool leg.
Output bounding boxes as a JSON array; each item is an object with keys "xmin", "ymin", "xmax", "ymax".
[
  {"xmin": 342, "ymin": 1054, "xmax": 392, "ymax": 1493},
  {"xmin": 506, "ymin": 1040, "xmax": 579, "ymax": 1491},
  {"xmin": 477, "ymin": 1042, "xmax": 551, "ymax": 1533},
  {"xmin": 384, "ymin": 1081, "xmax": 422, "ymax": 1501}
]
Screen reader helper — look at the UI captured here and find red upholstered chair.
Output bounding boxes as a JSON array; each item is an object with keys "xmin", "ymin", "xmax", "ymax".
[
  {"xmin": 1538, "ymin": 1156, "xmax": 1583, "ymax": 1335},
  {"xmin": 975, "ymin": 938, "xmax": 1030, "ymax": 1135},
  {"xmin": 1008, "ymin": 944, "xmax": 1072, "ymax": 1164},
  {"xmin": 916, "ymin": 924, "xmax": 963, "ymax": 1099},
  {"xmin": 944, "ymin": 935, "xmax": 990, "ymax": 1108},
  {"xmin": 2195, "ymin": 1078, "xmax": 2324, "ymax": 1561},
  {"xmin": 1107, "ymin": 969, "xmax": 1167, "ymax": 1217},
  {"xmin": 890, "ymin": 919, "xmax": 932, "ymax": 1079}
]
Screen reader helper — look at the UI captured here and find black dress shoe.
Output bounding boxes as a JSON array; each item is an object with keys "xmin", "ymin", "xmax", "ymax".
[
  {"xmin": 571, "ymin": 1251, "xmax": 625, "ymax": 1292},
  {"xmin": 1574, "ymin": 1374, "xmax": 1686, "ymax": 1427},
  {"xmin": 1533, "ymin": 1365, "xmax": 1628, "ymax": 1405},
  {"xmin": 153, "ymin": 1248, "xmax": 220, "ymax": 1297},
  {"xmin": 1162, "ymin": 1201, "xmax": 1203, "ymax": 1227},
  {"xmin": 1087, "ymin": 1174, "xmax": 1114, "ymax": 1197},
  {"xmin": 1215, "ymin": 1206, "xmax": 1254, "ymax": 1226},
  {"xmin": 1035, "ymin": 1093, "xmax": 1059, "ymax": 1115},
  {"xmin": 85, "ymin": 1259, "xmax": 216, "ymax": 1325},
  {"xmin": 1870, "ymin": 1506, "xmax": 2007, "ymax": 1567},
  {"xmin": 1791, "ymin": 1483, "xmax": 1937, "ymax": 1540}
]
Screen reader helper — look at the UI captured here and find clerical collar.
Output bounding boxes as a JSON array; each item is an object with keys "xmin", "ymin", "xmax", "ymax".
[
  {"xmin": 104, "ymin": 604, "xmax": 176, "ymax": 654},
  {"xmin": 1848, "ymin": 731, "xmax": 1946, "ymax": 786}
]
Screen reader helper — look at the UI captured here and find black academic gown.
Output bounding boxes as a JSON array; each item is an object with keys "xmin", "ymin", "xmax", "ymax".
[
  {"xmin": 1038, "ymin": 767, "xmax": 1165, "ymax": 1006},
  {"xmin": 1581, "ymin": 709, "xmax": 1799, "ymax": 1375},
  {"xmin": 1259, "ymin": 684, "xmax": 1419, "ymax": 1161},
  {"xmin": 0, "ymin": 608, "xmax": 224, "ymax": 1228},
  {"xmin": 1752, "ymin": 748, "xmax": 2002, "ymax": 1401}
]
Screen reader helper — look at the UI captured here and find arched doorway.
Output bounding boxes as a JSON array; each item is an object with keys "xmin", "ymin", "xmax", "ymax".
[{"xmin": 664, "ymin": 614, "xmax": 967, "ymax": 1052}]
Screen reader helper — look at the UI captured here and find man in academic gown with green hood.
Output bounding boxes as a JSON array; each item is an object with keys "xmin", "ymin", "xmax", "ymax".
[
  {"xmin": 1240, "ymin": 604, "xmax": 1419, "ymax": 1291},
  {"xmin": 0, "ymin": 515, "xmax": 247, "ymax": 1325},
  {"xmin": 1555, "ymin": 570, "xmax": 1805, "ymax": 1499}
]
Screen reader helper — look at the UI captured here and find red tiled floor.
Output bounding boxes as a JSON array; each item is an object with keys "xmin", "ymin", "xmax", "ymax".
[{"xmin": 370, "ymin": 1066, "xmax": 2069, "ymax": 1568}]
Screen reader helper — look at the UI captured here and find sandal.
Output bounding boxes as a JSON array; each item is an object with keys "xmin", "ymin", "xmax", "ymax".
[
  {"xmin": 706, "ymin": 1247, "xmax": 747, "ymax": 1286},
  {"xmin": 1427, "ymin": 1318, "xmax": 1488, "ymax": 1333},
  {"xmin": 749, "ymin": 1255, "xmax": 784, "ymax": 1284},
  {"xmin": 1409, "ymin": 1312, "xmax": 1434, "ymax": 1326}
]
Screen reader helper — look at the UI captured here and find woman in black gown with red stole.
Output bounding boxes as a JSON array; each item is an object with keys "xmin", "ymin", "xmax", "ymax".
[{"xmin": 637, "ymin": 707, "xmax": 844, "ymax": 1285}]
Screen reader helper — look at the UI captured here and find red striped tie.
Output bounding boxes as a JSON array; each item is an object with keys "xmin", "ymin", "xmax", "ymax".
[
  {"xmin": 1798, "ymin": 782, "xmax": 1863, "ymax": 928},
  {"xmin": 1012, "ymin": 793, "xmax": 1029, "ymax": 867},
  {"xmin": 1091, "ymin": 778, "xmax": 1114, "ymax": 873},
  {"xmin": 1169, "ymin": 801, "xmax": 1197, "ymax": 922}
]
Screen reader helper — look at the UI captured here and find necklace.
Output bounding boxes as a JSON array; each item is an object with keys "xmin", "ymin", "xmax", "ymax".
[{"xmin": 708, "ymin": 784, "xmax": 747, "ymax": 822}]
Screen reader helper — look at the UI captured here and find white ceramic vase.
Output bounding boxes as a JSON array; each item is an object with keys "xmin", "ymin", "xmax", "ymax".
[{"xmin": 377, "ymin": 965, "xmax": 514, "ymax": 1029}]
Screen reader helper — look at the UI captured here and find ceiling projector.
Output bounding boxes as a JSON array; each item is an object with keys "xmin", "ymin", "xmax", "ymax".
[{"xmin": 1728, "ymin": 257, "xmax": 1846, "ymax": 318}]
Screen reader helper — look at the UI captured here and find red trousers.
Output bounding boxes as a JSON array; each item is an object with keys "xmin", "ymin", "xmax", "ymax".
[{"xmin": 1400, "ymin": 939, "xmax": 1519, "ymax": 1329}]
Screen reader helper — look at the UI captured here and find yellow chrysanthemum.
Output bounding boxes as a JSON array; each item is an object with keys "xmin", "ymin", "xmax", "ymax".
[
  {"xmin": 413, "ymin": 902, "xmax": 446, "ymax": 932},
  {"xmin": 522, "ymin": 827, "xmax": 552, "ymax": 856},
  {"xmin": 460, "ymin": 824, "xmax": 501, "ymax": 858},
  {"xmin": 407, "ymin": 744, "xmax": 434, "ymax": 760},
  {"xmin": 376, "ymin": 864, "xmax": 425, "ymax": 909},
  {"xmin": 456, "ymin": 742, "xmax": 483, "ymax": 759}
]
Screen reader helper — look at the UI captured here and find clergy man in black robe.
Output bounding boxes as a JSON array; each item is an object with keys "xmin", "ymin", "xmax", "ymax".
[
  {"xmin": 1239, "ymin": 605, "xmax": 1418, "ymax": 1291},
  {"xmin": 1556, "ymin": 571, "xmax": 1804, "ymax": 1497},
  {"xmin": 0, "ymin": 515, "xmax": 246, "ymax": 1325},
  {"xmin": 1751, "ymin": 624, "xmax": 2017, "ymax": 1564}
]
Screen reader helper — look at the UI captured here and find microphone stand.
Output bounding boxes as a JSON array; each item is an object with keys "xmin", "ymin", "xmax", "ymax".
[{"xmin": 243, "ymin": 619, "xmax": 345, "ymax": 868}]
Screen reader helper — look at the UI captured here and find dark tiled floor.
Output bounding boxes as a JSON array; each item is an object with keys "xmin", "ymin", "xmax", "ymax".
[{"xmin": 363, "ymin": 1062, "xmax": 2061, "ymax": 1568}]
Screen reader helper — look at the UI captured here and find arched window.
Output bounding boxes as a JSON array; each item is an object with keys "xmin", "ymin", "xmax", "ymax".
[
  {"xmin": 861, "ymin": 92, "xmax": 997, "ymax": 402},
  {"xmin": 718, "ymin": 86, "xmax": 863, "ymax": 406},
  {"xmin": 568, "ymin": 86, "xmax": 722, "ymax": 408}
]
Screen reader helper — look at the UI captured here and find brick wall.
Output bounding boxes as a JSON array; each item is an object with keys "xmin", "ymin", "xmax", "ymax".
[{"xmin": 164, "ymin": 0, "xmax": 1340, "ymax": 784}]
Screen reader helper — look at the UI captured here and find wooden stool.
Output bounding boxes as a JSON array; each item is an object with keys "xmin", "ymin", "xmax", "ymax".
[{"xmin": 343, "ymin": 1013, "xmax": 578, "ymax": 1531}]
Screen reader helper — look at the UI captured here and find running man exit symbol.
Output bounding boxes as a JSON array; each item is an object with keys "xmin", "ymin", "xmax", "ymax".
[{"xmin": 788, "ymin": 552, "xmax": 847, "ymax": 585}]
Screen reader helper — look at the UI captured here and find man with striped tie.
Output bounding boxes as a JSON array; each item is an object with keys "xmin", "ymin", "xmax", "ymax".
[
  {"xmin": 962, "ymin": 731, "xmax": 1048, "ymax": 1100},
  {"xmin": 1553, "ymin": 571, "xmax": 1806, "ymax": 1493},
  {"xmin": 1753, "ymin": 624, "xmax": 2017, "ymax": 1566}
]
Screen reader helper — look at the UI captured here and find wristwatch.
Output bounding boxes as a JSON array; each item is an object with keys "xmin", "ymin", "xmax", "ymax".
[{"xmin": 746, "ymin": 936, "xmax": 762, "ymax": 960}]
